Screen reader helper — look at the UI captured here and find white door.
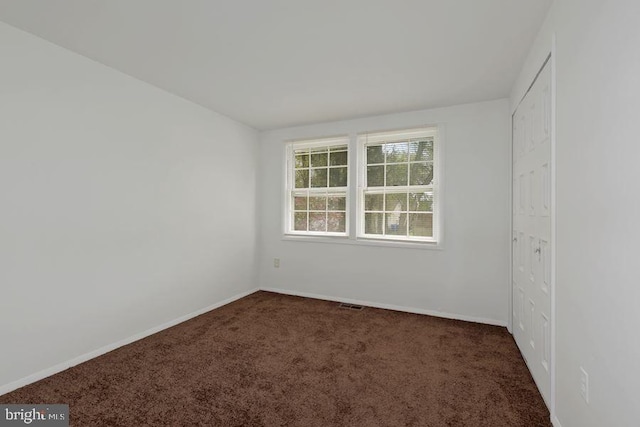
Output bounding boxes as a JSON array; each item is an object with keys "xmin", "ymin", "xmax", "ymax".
[{"xmin": 512, "ymin": 60, "xmax": 552, "ymax": 406}]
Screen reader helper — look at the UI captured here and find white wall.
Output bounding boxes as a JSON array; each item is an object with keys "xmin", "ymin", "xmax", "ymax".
[
  {"xmin": 0, "ymin": 22, "xmax": 258, "ymax": 391},
  {"xmin": 258, "ymin": 100, "xmax": 511, "ymax": 325},
  {"xmin": 511, "ymin": 1, "xmax": 640, "ymax": 425}
]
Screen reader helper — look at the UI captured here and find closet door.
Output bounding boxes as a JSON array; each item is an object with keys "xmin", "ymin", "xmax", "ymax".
[{"xmin": 512, "ymin": 60, "xmax": 552, "ymax": 406}]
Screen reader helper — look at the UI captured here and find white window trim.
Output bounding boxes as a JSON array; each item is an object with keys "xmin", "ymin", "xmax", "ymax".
[
  {"xmin": 283, "ymin": 136, "xmax": 350, "ymax": 237},
  {"xmin": 356, "ymin": 126, "xmax": 443, "ymax": 246},
  {"xmin": 281, "ymin": 126, "xmax": 444, "ymax": 250}
]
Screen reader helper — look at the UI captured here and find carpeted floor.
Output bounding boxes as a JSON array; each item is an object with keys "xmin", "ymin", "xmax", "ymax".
[{"xmin": 1, "ymin": 291, "xmax": 551, "ymax": 426}]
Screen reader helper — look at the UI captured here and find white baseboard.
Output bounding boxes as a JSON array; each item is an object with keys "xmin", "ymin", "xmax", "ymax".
[
  {"xmin": 261, "ymin": 287, "xmax": 507, "ymax": 327},
  {"xmin": 551, "ymin": 415, "xmax": 562, "ymax": 427},
  {"xmin": 0, "ymin": 288, "xmax": 258, "ymax": 396}
]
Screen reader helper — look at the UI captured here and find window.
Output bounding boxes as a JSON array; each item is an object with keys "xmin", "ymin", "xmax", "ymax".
[
  {"xmin": 358, "ymin": 127, "xmax": 439, "ymax": 243},
  {"xmin": 285, "ymin": 137, "xmax": 349, "ymax": 236},
  {"xmin": 283, "ymin": 127, "xmax": 440, "ymax": 246}
]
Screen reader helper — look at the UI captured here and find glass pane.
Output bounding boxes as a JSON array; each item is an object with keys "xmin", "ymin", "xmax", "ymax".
[
  {"xmin": 295, "ymin": 154, "xmax": 309, "ymax": 168},
  {"xmin": 367, "ymin": 165, "xmax": 384, "ymax": 187},
  {"xmin": 385, "ymin": 192, "xmax": 408, "ymax": 211},
  {"xmin": 329, "ymin": 145, "xmax": 348, "ymax": 151},
  {"xmin": 295, "ymin": 170, "xmax": 309, "ymax": 188},
  {"xmin": 385, "ymin": 142, "xmax": 408, "ymax": 163},
  {"xmin": 409, "ymin": 213, "xmax": 433, "ymax": 237},
  {"xmin": 309, "ymin": 195, "xmax": 326, "ymax": 211},
  {"xmin": 409, "ymin": 139, "xmax": 434, "ymax": 161},
  {"xmin": 367, "ymin": 145, "xmax": 384, "ymax": 164},
  {"xmin": 327, "ymin": 196, "xmax": 346, "ymax": 211},
  {"xmin": 385, "ymin": 212, "xmax": 407, "ymax": 236},
  {"xmin": 409, "ymin": 162, "xmax": 433, "ymax": 186},
  {"xmin": 365, "ymin": 213, "xmax": 383, "ymax": 235},
  {"xmin": 409, "ymin": 192, "xmax": 433, "ymax": 212},
  {"xmin": 364, "ymin": 193, "xmax": 384, "ymax": 211},
  {"xmin": 329, "ymin": 167, "xmax": 348, "ymax": 187},
  {"xmin": 294, "ymin": 196, "xmax": 308, "ymax": 210},
  {"xmin": 386, "ymin": 164, "xmax": 408, "ymax": 186},
  {"xmin": 310, "ymin": 152, "xmax": 328, "ymax": 167},
  {"xmin": 329, "ymin": 151, "xmax": 348, "ymax": 166},
  {"xmin": 310, "ymin": 169, "xmax": 328, "ymax": 187},
  {"xmin": 327, "ymin": 212, "xmax": 346, "ymax": 233},
  {"xmin": 294, "ymin": 212, "xmax": 307, "ymax": 231},
  {"xmin": 309, "ymin": 212, "xmax": 327, "ymax": 232}
]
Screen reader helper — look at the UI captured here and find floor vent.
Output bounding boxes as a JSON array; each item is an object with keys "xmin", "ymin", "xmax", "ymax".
[{"xmin": 338, "ymin": 303, "xmax": 364, "ymax": 310}]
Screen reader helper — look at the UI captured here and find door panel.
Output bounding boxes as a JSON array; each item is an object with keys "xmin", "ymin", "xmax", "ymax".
[{"xmin": 512, "ymin": 61, "xmax": 552, "ymax": 406}]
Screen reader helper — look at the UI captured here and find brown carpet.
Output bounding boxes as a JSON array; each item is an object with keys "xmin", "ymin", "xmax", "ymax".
[{"xmin": 1, "ymin": 291, "xmax": 551, "ymax": 426}]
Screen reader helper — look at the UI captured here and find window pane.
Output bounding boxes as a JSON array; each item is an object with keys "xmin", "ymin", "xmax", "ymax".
[
  {"xmin": 294, "ymin": 212, "xmax": 308, "ymax": 231},
  {"xmin": 327, "ymin": 212, "xmax": 346, "ymax": 233},
  {"xmin": 310, "ymin": 169, "xmax": 328, "ymax": 187},
  {"xmin": 409, "ymin": 192, "xmax": 433, "ymax": 212},
  {"xmin": 386, "ymin": 164, "xmax": 408, "ymax": 186},
  {"xmin": 385, "ymin": 142, "xmax": 408, "ymax": 163},
  {"xmin": 329, "ymin": 151, "xmax": 348, "ymax": 166},
  {"xmin": 329, "ymin": 167, "xmax": 348, "ymax": 187},
  {"xmin": 327, "ymin": 196, "xmax": 346, "ymax": 211},
  {"xmin": 409, "ymin": 162, "xmax": 433, "ymax": 186},
  {"xmin": 289, "ymin": 139, "xmax": 350, "ymax": 236},
  {"xmin": 309, "ymin": 212, "xmax": 327, "ymax": 232},
  {"xmin": 364, "ymin": 193, "xmax": 384, "ymax": 211},
  {"xmin": 311, "ymin": 152, "xmax": 328, "ymax": 167},
  {"xmin": 365, "ymin": 213, "xmax": 383, "ymax": 235},
  {"xmin": 409, "ymin": 140, "xmax": 434, "ymax": 161},
  {"xmin": 367, "ymin": 165, "xmax": 384, "ymax": 187},
  {"xmin": 295, "ymin": 154, "xmax": 309, "ymax": 168},
  {"xmin": 294, "ymin": 196, "xmax": 308, "ymax": 210},
  {"xmin": 356, "ymin": 129, "xmax": 437, "ymax": 241},
  {"xmin": 409, "ymin": 213, "xmax": 433, "ymax": 237},
  {"xmin": 385, "ymin": 212, "xmax": 407, "ymax": 235},
  {"xmin": 309, "ymin": 195, "xmax": 326, "ymax": 211},
  {"xmin": 295, "ymin": 169, "xmax": 309, "ymax": 188},
  {"xmin": 385, "ymin": 192, "xmax": 408, "ymax": 211},
  {"xmin": 367, "ymin": 145, "xmax": 384, "ymax": 164}
]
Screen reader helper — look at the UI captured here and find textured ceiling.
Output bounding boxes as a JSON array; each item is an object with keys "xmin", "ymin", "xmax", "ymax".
[{"xmin": 0, "ymin": 0, "xmax": 552, "ymax": 130}]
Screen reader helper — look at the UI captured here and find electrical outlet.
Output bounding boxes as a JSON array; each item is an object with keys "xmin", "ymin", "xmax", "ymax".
[
  {"xmin": 580, "ymin": 366, "xmax": 589, "ymax": 404},
  {"xmin": 273, "ymin": 258, "xmax": 280, "ymax": 268}
]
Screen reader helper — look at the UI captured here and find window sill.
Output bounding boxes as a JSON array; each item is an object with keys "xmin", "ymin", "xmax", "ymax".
[{"xmin": 281, "ymin": 234, "xmax": 443, "ymax": 250}]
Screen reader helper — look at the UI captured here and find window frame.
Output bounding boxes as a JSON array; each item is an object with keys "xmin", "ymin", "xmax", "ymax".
[
  {"xmin": 357, "ymin": 127, "xmax": 441, "ymax": 244},
  {"xmin": 282, "ymin": 126, "xmax": 443, "ymax": 249},
  {"xmin": 284, "ymin": 136, "xmax": 351, "ymax": 237}
]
